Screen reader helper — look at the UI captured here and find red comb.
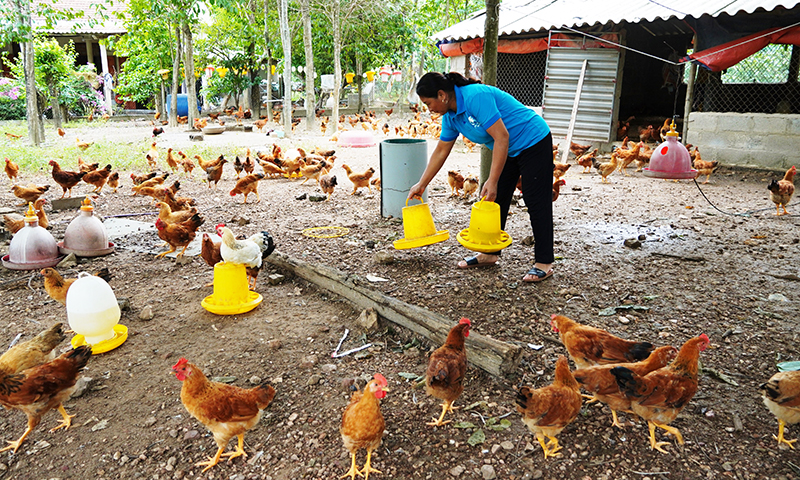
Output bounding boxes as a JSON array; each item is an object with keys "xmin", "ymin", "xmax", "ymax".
[
  {"xmin": 373, "ymin": 373, "xmax": 387, "ymax": 386},
  {"xmin": 550, "ymin": 314, "xmax": 557, "ymax": 319},
  {"xmin": 172, "ymin": 358, "xmax": 188, "ymax": 369},
  {"xmin": 699, "ymin": 333, "xmax": 709, "ymax": 342},
  {"xmin": 459, "ymin": 317, "xmax": 471, "ymax": 326}
]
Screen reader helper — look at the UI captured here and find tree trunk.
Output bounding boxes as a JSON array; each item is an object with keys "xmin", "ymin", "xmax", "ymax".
[
  {"xmin": 278, "ymin": 0, "xmax": 292, "ymax": 136},
  {"xmin": 169, "ymin": 24, "xmax": 181, "ymax": 128},
  {"xmin": 300, "ymin": 0, "xmax": 315, "ymax": 131},
  {"xmin": 246, "ymin": 3, "xmax": 261, "ymax": 119},
  {"xmin": 356, "ymin": 57, "xmax": 363, "ymax": 113},
  {"xmin": 182, "ymin": 21, "xmax": 197, "ymax": 126},
  {"xmin": 331, "ymin": 0, "xmax": 342, "ymax": 132},
  {"xmin": 50, "ymin": 84, "xmax": 63, "ymax": 130},
  {"xmin": 264, "ymin": 0, "xmax": 272, "ymax": 113},
  {"xmin": 480, "ymin": 0, "xmax": 500, "ymax": 188},
  {"xmin": 20, "ymin": 0, "xmax": 43, "ymax": 145}
]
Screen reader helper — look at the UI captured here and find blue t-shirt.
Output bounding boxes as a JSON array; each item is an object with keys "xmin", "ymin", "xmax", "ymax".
[{"xmin": 439, "ymin": 84, "xmax": 550, "ymax": 157}]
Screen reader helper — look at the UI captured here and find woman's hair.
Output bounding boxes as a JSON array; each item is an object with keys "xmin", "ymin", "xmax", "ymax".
[{"xmin": 416, "ymin": 72, "xmax": 481, "ymax": 98}]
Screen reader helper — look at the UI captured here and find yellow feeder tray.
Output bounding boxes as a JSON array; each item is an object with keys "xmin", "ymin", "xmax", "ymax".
[
  {"xmin": 71, "ymin": 324, "xmax": 128, "ymax": 354},
  {"xmin": 283, "ymin": 172, "xmax": 303, "ymax": 178},
  {"xmin": 202, "ymin": 262, "xmax": 263, "ymax": 315},
  {"xmin": 457, "ymin": 228, "xmax": 512, "ymax": 253},
  {"xmin": 393, "ymin": 198, "xmax": 450, "ymax": 250},
  {"xmin": 457, "ymin": 199, "xmax": 513, "ymax": 253}
]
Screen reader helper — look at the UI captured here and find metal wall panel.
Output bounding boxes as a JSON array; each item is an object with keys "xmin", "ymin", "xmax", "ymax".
[{"xmin": 541, "ymin": 47, "xmax": 621, "ymax": 143}]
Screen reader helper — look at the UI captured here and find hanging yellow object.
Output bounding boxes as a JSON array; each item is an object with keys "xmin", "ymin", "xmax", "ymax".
[
  {"xmin": 365, "ymin": 70, "xmax": 376, "ymax": 82},
  {"xmin": 271, "ymin": 65, "xmax": 276, "ymax": 75},
  {"xmin": 345, "ymin": 72, "xmax": 355, "ymax": 84}
]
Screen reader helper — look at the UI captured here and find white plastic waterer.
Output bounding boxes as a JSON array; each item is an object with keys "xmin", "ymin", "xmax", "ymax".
[{"xmin": 66, "ymin": 272, "xmax": 120, "ymax": 344}]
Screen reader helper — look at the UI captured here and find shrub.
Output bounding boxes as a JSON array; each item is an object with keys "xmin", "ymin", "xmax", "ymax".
[{"xmin": 0, "ymin": 77, "xmax": 26, "ymax": 120}]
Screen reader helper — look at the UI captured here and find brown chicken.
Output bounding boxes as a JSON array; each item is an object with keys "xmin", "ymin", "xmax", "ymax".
[
  {"xmin": 5, "ymin": 157, "xmax": 19, "ymax": 181},
  {"xmin": 615, "ymin": 142, "xmax": 642, "ymax": 175},
  {"xmin": 447, "ymin": 170, "xmax": 465, "ymax": 196},
  {"xmin": 342, "ymin": 165, "xmax": 376, "ymax": 195},
  {"xmin": 232, "ymin": 156, "xmax": 244, "ymax": 179},
  {"xmin": 130, "ymin": 171, "xmax": 159, "ymax": 186},
  {"xmin": 154, "ymin": 214, "xmax": 205, "ymax": 258},
  {"xmin": 41, "ymin": 267, "xmax": 112, "ymax": 305},
  {"xmin": 462, "ymin": 137, "xmax": 476, "ymax": 153},
  {"xmin": 4, "ymin": 198, "xmax": 48, "ymax": 233},
  {"xmin": 261, "ymin": 161, "xmax": 285, "ymax": 178},
  {"xmin": 340, "ymin": 374, "xmax": 389, "ymax": 480},
  {"xmin": 193, "ymin": 118, "xmax": 207, "ymax": 130},
  {"xmin": 516, "ymin": 355, "xmax": 583, "ymax": 459},
  {"xmin": 57, "ymin": 128, "xmax": 66, "ymax": 137},
  {"xmin": 300, "ymin": 160, "xmax": 328, "ymax": 185},
  {"xmin": 552, "ymin": 179, "xmax": 566, "ymax": 202},
  {"xmin": 553, "ymin": 162, "xmax": 571, "ymax": 180},
  {"xmin": 593, "ymin": 153, "xmax": 619, "ymax": 183},
  {"xmin": 319, "ymin": 174, "xmax": 337, "ymax": 200},
  {"xmin": 254, "ymin": 119, "xmax": 268, "ymax": 132},
  {"xmin": 659, "ymin": 118, "xmax": 672, "ymax": 142},
  {"xmin": 0, "ymin": 345, "xmax": 92, "ymax": 453},
  {"xmin": 761, "ymin": 370, "xmax": 800, "ymax": 449},
  {"xmin": 49, "ymin": 160, "xmax": 86, "ymax": 198},
  {"xmin": 634, "ymin": 143, "xmax": 653, "ymax": 172},
  {"xmin": 11, "ymin": 184, "xmax": 49, "ymax": 205},
  {"xmin": 165, "ymin": 148, "xmax": 179, "ymax": 172},
  {"xmin": 576, "ymin": 148, "xmax": 598, "ymax": 173},
  {"xmin": 171, "ymin": 358, "xmax": 276, "ymax": 472},
  {"xmin": 569, "ymin": 141, "xmax": 592, "ymax": 158},
  {"xmin": 82, "ymin": 164, "xmax": 112, "ymax": 193},
  {"xmin": 164, "ymin": 189, "xmax": 196, "ymax": 212},
  {"xmin": 573, "ymin": 346, "xmax": 678, "ymax": 427},
  {"xmin": 206, "ymin": 159, "xmax": 227, "ymax": 190},
  {"xmin": 426, "ymin": 318, "xmax": 470, "ymax": 426},
  {"xmin": 384, "ymin": 108, "xmax": 393, "ymax": 117},
  {"xmin": 75, "ymin": 137, "xmax": 93, "ymax": 150},
  {"xmin": 156, "ymin": 201, "xmax": 197, "ymax": 225},
  {"xmin": 200, "ymin": 232, "xmax": 223, "ymax": 269},
  {"xmin": 77, "ymin": 157, "xmax": 97, "ymax": 173},
  {"xmin": 230, "ymin": 173, "xmax": 264, "ymax": 203},
  {"xmin": 611, "ymin": 334, "xmax": 709, "ymax": 454},
  {"xmin": 0, "ymin": 323, "xmax": 65, "ymax": 375},
  {"xmin": 551, "ymin": 314, "xmax": 654, "ymax": 370},
  {"xmin": 638, "ymin": 125, "xmax": 656, "ymax": 143},
  {"xmin": 462, "ymin": 176, "xmax": 478, "ymax": 199},
  {"xmin": 768, "ymin": 165, "xmax": 797, "ymax": 216},
  {"xmin": 107, "ymin": 172, "xmax": 120, "ymax": 193},
  {"xmin": 370, "ymin": 177, "xmax": 381, "ymax": 191},
  {"xmin": 692, "ymin": 148, "xmax": 720, "ymax": 184}
]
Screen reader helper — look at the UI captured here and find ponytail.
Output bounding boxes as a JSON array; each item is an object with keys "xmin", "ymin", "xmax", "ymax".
[{"xmin": 417, "ymin": 71, "xmax": 481, "ymax": 98}]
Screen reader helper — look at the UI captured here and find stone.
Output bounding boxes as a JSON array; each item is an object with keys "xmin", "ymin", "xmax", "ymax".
[
  {"xmin": 531, "ymin": 470, "xmax": 543, "ymax": 479},
  {"xmin": 521, "ymin": 235, "xmax": 534, "ymax": 246},
  {"xmin": 309, "ymin": 194, "xmax": 328, "ymax": 202},
  {"xmin": 364, "ymin": 240, "xmax": 376, "ymax": 248},
  {"xmin": 449, "ymin": 465, "xmax": 465, "ymax": 477},
  {"xmin": 268, "ymin": 274, "xmax": 285, "ymax": 285},
  {"xmin": 57, "ymin": 253, "xmax": 78, "ymax": 268},
  {"xmin": 300, "ymin": 355, "xmax": 318, "ymax": 369},
  {"xmin": 623, "ymin": 238, "xmax": 642, "ymax": 249},
  {"xmin": 321, "ymin": 364, "xmax": 337, "ymax": 373},
  {"xmin": 249, "ymin": 375, "xmax": 262, "ymax": 385},
  {"xmin": 267, "ymin": 339, "xmax": 282, "ymax": 350},
  {"xmin": 210, "ymin": 376, "xmax": 236, "ymax": 383},
  {"xmin": 481, "ymin": 464, "xmax": 496, "ymax": 480},
  {"xmin": 116, "ymin": 297, "xmax": 131, "ymax": 311},
  {"xmin": 144, "ymin": 416, "xmax": 157, "ymax": 427},
  {"xmin": 491, "ymin": 444, "xmax": 501, "ymax": 454},
  {"xmin": 500, "ymin": 441, "xmax": 514, "ymax": 450},
  {"xmin": 184, "ymin": 429, "xmax": 199, "ymax": 441},
  {"xmin": 295, "ymin": 193, "xmax": 308, "ymax": 200},
  {"xmin": 139, "ymin": 305, "xmax": 154, "ymax": 321},
  {"xmin": 307, "ymin": 375, "xmax": 322, "ymax": 385},
  {"xmin": 638, "ymin": 233, "xmax": 647, "ymax": 241},
  {"xmin": 374, "ymin": 252, "xmax": 395, "ymax": 265},
  {"xmin": 404, "ymin": 347, "xmax": 420, "ymax": 358},
  {"xmin": 71, "ymin": 376, "xmax": 93, "ymax": 398},
  {"xmin": 768, "ymin": 293, "xmax": 789, "ymax": 302},
  {"xmin": 618, "ymin": 316, "xmax": 631, "ymax": 325},
  {"xmin": 91, "ymin": 419, "xmax": 109, "ymax": 431},
  {"xmin": 357, "ymin": 308, "xmax": 378, "ymax": 332},
  {"xmin": 189, "ymin": 133, "xmax": 203, "ymax": 141}
]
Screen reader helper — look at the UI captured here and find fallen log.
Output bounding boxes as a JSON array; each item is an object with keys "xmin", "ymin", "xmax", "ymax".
[{"xmin": 266, "ymin": 251, "xmax": 522, "ymax": 377}]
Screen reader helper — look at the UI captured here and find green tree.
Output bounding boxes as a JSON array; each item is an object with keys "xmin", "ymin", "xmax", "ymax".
[{"xmin": 33, "ymin": 37, "xmax": 77, "ymax": 129}]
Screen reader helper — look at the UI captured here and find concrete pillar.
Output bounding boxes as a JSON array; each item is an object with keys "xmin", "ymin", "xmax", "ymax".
[
  {"xmin": 98, "ymin": 42, "xmax": 113, "ymax": 114},
  {"xmin": 85, "ymin": 39, "xmax": 94, "ymax": 67}
]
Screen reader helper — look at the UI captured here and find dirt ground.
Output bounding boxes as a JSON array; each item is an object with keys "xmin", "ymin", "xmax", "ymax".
[{"xmin": 0, "ymin": 114, "xmax": 798, "ymax": 480}]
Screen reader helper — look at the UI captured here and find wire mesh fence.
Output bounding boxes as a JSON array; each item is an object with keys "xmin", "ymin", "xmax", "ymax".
[
  {"xmin": 690, "ymin": 44, "xmax": 800, "ymax": 114},
  {"xmin": 498, "ymin": 51, "xmax": 547, "ymax": 107}
]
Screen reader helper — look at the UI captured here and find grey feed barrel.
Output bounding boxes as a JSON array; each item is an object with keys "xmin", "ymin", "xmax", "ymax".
[{"xmin": 379, "ymin": 138, "xmax": 428, "ymax": 218}]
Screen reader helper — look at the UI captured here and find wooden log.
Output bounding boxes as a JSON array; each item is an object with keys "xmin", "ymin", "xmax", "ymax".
[{"xmin": 265, "ymin": 251, "xmax": 522, "ymax": 377}]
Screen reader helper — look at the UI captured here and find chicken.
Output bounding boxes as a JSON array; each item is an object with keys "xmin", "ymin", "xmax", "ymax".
[
  {"xmin": 552, "ymin": 179, "xmax": 566, "ymax": 202},
  {"xmin": 165, "ymin": 148, "xmax": 179, "ymax": 172},
  {"xmin": 617, "ymin": 116, "xmax": 635, "ymax": 141},
  {"xmin": 233, "ymin": 105, "xmax": 245, "ymax": 125},
  {"xmin": 106, "ymin": 172, "xmax": 119, "ymax": 193},
  {"xmin": 193, "ymin": 118, "xmax": 207, "ymax": 130},
  {"xmin": 196, "ymin": 154, "xmax": 225, "ymax": 172},
  {"xmin": 593, "ymin": 152, "xmax": 619, "ymax": 183},
  {"xmin": 5, "ymin": 158, "xmax": 19, "ymax": 182},
  {"xmin": 280, "ymin": 155, "xmax": 304, "ymax": 178},
  {"xmin": 300, "ymin": 160, "xmax": 328, "ymax": 185},
  {"xmin": 154, "ymin": 214, "xmax": 205, "ymax": 259},
  {"xmin": 659, "ymin": 118, "xmax": 672, "ymax": 142},
  {"xmin": 692, "ymin": 148, "xmax": 720, "ymax": 184},
  {"xmin": 550, "ymin": 314, "xmax": 654, "ymax": 370},
  {"xmin": 0, "ymin": 323, "xmax": 65, "ymax": 376},
  {"xmin": 340, "ymin": 373, "xmax": 389, "ymax": 480},
  {"xmin": 569, "ymin": 141, "xmax": 591, "ymax": 158},
  {"xmin": 615, "ymin": 142, "xmax": 642, "ymax": 175},
  {"xmin": 216, "ymin": 226, "xmax": 275, "ymax": 289},
  {"xmin": 4, "ymin": 198, "xmax": 48, "ymax": 234},
  {"xmin": 319, "ymin": 174, "xmax": 337, "ymax": 200},
  {"xmin": 462, "ymin": 176, "xmax": 478, "ymax": 199},
  {"xmin": 768, "ymin": 165, "xmax": 797, "ymax": 216},
  {"xmin": 254, "ymin": 119, "xmax": 268, "ymax": 132},
  {"xmin": 156, "ymin": 201, "xmax": 197, "ymax": 225},
  {"xmin": 49, "ymin": 160, "xmax": 86, "ymax": 198},
  {"xmin": 230, "ymin": 173, "xmax": 265, "ymax": 203},
  {"xmin": 77, "ymin": 158, "xmax": 98, "ymax": 173},
  {"xmin": 57, "ymin": 128, "xmax": 66, "ymax": 137},
  {"xmin": 11, "ymin": 184, "xmax": 49, "ymax": 205},
  {"xmin": 82, "ymin": 164, "xmax": 112, "ymax": 193},
  {"xmin": 425, "ymin": 318, "xmax": 470, "ymax": 426},
  {"xmin": 152, "ymin": 126, "xmax": 164, "ymax": 137},
  {"xmin": 553, "ymin": 162, "xmax": 571, "ymax": 180},
  {"xmin": 171, "ymin": 358, "xmax": 276, "ymax": 472},
  {"xmin": 261, "ymin": 161, "xmax": 285, "ymax": 178},
  {"xmin": 146, "ymin": 154, "xmax": 157, "ymax": 171},
  {"xmin": 573, "ymin": 148, "xmax": 597, "ymax": 173},
  {"xmin": 384, "ymin": 108, "xmax": 393, "ymax": 117},
  {"xmin": 206, "ymin": 159, "xmax": 227, "ymax": 190},
  {"xmin": 233, "ymin": 156, "xmax": 244, "ymax": 179},
  {"xmin": 131, "ymin": 171, "xmax": 159, "ymax": 186},
  {"xmin": 40, "ymin": 267, "xmax": 112, "ymax": 305},
  {"xmin": 75, "ymin": 137, "xmax": 93, "ymax": 150},
  {"xmin": 638, "ymin": 125, "xmax": 656, "ymax": 143},
  {"xmin": 447, "ymin": 170, "xmax": 465, "ymax": 196},
  {"xmin": 200, "ymin": 233, "xmax": 223, "ymax": 269},
  {"xmin": 243, "ymin": 154, "xmax": 255, "ymax": 175},
  {"xmin": 462, "ymin": 137, "xmax": 476, "ymax": 153},
  {"xmin": 516, "ymin": 355, "xmax": 583, "ymax": 459},
  {"xmin": 370, "ymin": 177, "xmax": 381, "ymax": 191},
  {"xmin": 178, "ymin": 152, "xmax": 194, "ymax": 176},
  {"xmin": 611, "ymin": 334, "xmax": 710, "ymax": 454},
  {"xmin": 0, "ymin": 345, "xmax": 92, "ymax": 453},
  {"xmin": 342, "ymin": 165, "xmax": 376, "ymax": 195},
  {"xmin": 4, "ymin": 132, "xmax": 22, "ymax": 140},
  {"xmin": 634, "ymin": 143, "xmax": 653, "ymax": 172},
  {"xmin": 164, "ymin": 189, "xmax": 196, "ymax": 212},
  {"xmin": 573, "ymin": 346, "xmax": 678, "ymax": 427},
  {"xmin": 760, "ymin": 370, "xmax": 800, "ymax": 449}
]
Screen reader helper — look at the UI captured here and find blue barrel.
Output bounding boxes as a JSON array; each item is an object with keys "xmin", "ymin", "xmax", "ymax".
[
  {"xmin": 379, "ymin": 138, "xmax": 428, "ymax": 218},
  {"xmin": 165, "ymin": 94, "xmax": 200, "ymax": 116}
]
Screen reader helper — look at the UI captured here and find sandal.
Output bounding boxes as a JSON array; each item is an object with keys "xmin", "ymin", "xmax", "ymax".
[
  {"xmin": 523, "ymin": 267, "xmax": 554, "ymax": 283},
  {"xmin": 457, "ymin": 255, "xmax": 498, "ymax": 269}
]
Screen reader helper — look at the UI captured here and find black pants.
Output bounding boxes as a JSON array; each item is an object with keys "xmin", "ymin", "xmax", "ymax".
[{"xmin": 490, "ymin": 133, "xmax": 555, "ymax": 265}]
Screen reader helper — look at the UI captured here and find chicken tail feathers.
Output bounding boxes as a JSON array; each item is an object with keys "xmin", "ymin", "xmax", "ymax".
[
  {"xmin": 610, "ymin": 366, "xmax": 641, "ymax": 397},
  {"xmin": 260, "ymin": 232, "xmax": 275, "ymax": 259},
  {"xmin": 628, "ymin": 341, "xmax": 654, "ymax": 362},
  {"xmin": 515, "ymin": 386, "xmax": 532, "ymax": 410},
  {"xmin": 94, "ymin": 267, "xmax": 113, "ymax": 283},
  {"xmin": 67, "ymin": 345, "xmax": 93, "ymax": 369},
  {"xmin": 768, "ymin": 179, "xmax": 780, "ymax": 193}
]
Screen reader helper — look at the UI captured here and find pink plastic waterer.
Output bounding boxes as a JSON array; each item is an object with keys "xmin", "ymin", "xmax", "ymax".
[
  {"xmin": 2, "ymin": 203, "xmax": 61, "ymax": 270},
  {"xmin": 643, "ymin": 120, "xmax": 697, "ymax": 180},
  {"xmin": 59, "ymin": 197, "xmax": 114, "ymax": 257}
]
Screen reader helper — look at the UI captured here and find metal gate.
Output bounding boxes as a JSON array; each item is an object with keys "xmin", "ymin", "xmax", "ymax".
[{"xmin": 542, "ymin": 39, "xmax": 621, "ymax": 143}]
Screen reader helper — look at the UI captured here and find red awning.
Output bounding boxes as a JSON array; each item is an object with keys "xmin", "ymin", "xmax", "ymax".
[
  {"xmin": 687, "ymin": 25, "xmax": 800, "ymax": 72},
  {"xmin": 438, "ymin": 33, "xmax": 619, "ymax": 58}
]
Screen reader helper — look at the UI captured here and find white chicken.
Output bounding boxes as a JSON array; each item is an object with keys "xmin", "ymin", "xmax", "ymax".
[{"xmin": 215, "ymin": 225, "xmax": 276, "ymax": 289}]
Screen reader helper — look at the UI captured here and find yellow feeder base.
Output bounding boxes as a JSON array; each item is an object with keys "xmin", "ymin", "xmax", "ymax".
[
  {"xmin": 71, "ymin": 324, "xmax": 128, "ymax": 354},
  {"xmin": 202, "ymin": 291, "xmax": 263, "ymax": 315},
  {"xmin": 393, "ymin": 230, "xmax": 450, "ymax": 250},
  {"xmin": 457, "ymin": 228, "xmax": 512, "ymax": 253},
  {"xmin": 201, "ymin": 262, "xmax": 263, "ymax": 315},
  {"xmin": 283, "ymin": 172, "xmax": 302, "ymax": 178}
]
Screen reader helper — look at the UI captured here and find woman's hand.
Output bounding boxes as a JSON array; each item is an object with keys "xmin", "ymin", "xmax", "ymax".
[
  {"xmin": 480, "ymin": 179, "xmax": 498, "ymax": 202},
  {"xmin": 407, "ymin": 182, "xmax": 426, "ymax": 201}
]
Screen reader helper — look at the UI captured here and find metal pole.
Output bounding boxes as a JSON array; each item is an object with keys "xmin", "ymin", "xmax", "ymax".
[{"xmin": 682, "ymin": 61, "xmax": 697, "ymax": 142}]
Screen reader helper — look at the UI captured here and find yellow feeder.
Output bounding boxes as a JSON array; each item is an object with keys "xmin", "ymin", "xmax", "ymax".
[
  {"xmin": 271, "ymin": 65, "xmax": 276, "ymax": 75},
  {"xmin": 393, "ymin": 199, "xmax": 449, "ymax": 250},
  {"xmin": 365, "ymin": 70, "xmax": 376, "ymax": 82},
  {"xmin": 457, "ymin": 199, "xmax": 512, "ymax": 253},
  {"xmin": 345, "ymin": 72, "xmax": 355, "ymax": 84},
  {"xmin": 202, "ymin": 262, "xmax": 263, "ymax": 315}
]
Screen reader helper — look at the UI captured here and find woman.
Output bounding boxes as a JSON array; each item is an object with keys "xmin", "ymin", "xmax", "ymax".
[{"xmin": 407, "ymin": 72, "xmax": 555, "ymax": 282}]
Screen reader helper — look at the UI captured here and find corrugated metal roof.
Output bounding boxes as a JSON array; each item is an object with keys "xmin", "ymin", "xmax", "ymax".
[
  {"xmin": 32, "ymin": 0, "xmax": 128, "ymax": 36},
  {"xmin": 433, "ymin": 0, "xmax": 800, "ymax": 41}
]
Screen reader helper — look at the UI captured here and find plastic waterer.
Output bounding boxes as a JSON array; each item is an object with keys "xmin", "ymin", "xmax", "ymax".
[
  {"xmin": 202, "ymin": 262, "xmax": 263, "ymax": 315},
  {"xmin": 457, "ymin": 199, "xmax": 513, "ymax": 253},
  {"xmin": 393, "ymin": 199, "xmax": 449, "ymax": 250},
  {"xmin": 2, "ymin": 203, "xmax": 61, "ymax": 270},
  {"xmin": 643, "ymin": 120, "xmax": 697, "ymax": 179},
  {"xmin": 59, "ymin": 197, "xmax": 114, "ymax": 257},
  {"xmin": 68, "ymin": 272, "xmax": 127, "ymax": 354},
  {"xmin": 380, "ymin": 138, "xmax": 428, "ymax": 218}
]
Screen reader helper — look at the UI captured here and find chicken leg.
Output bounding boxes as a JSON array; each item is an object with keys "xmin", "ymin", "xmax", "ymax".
[
  {"xmin": 610, "ymin": 410, "xmax": 624, "ymax": 429},
  {"xmin": 221, "ymin": 433, "xmax": 248, "ymax": 461},
  {"xmin": 341, "ymin": 451, "xmax": 362, "ymax": 480},
  {"xmin": 49, "ymin": 404, "xmax": 75, "ymax": 432},
  {"xmin": 427, "ymin": 400, "xmax": 456, "ymax": 426},
  {"xmin": 647, "ymin": 420, "xmax": 682, "ymax": 454},
  {"xmin": 360, "ymin": 448, "xmax": 382, "ymax": 479},
  {"xmin": 195, "ymin": 446, "xmax": 225, "ymax": 472},
  {"xmin": 774, "ymin": 419, "xmax": 797, "ymax": 449},
  {"xmin": 0, "ymin": 413, "xmax": 40, "ymax": 454},
  {"xmin": 155, "ymin": 245, "xmax": 176, "ymax": 259},
  {"xmin": 535, "ymin": 432, "xmax": 562, "ymax": 458}
]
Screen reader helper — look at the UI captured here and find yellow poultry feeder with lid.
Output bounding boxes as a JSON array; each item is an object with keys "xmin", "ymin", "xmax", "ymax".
[
  {"xmin": 202, "ymin": 262, "xmax": 262, "ymax": 315},
  {"xmin": 393, "ymin": 199, "xmax": 449, "ymax": 250},
  {"xmin": 457, "ymin": 199, "xmax": 512, "ymax": 253},
  {"xmin": 68, "ymin": 272, "xmax": 128, "ymax": 354}
]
